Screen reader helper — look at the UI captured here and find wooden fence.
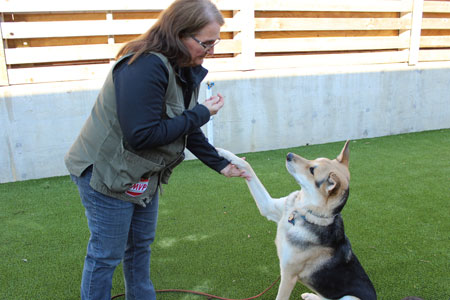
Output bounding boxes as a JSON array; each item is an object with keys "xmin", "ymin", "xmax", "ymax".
[{"xmin": 1, "ymin": 0, "xmax": 450, "ymax": 85}]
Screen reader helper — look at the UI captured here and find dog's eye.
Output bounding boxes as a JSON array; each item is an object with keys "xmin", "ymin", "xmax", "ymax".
[{"xmin": 309, "ymin": 167, "xmax": 315, "ymax": 175}]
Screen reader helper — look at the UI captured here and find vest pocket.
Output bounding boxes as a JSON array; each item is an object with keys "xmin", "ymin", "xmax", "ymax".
[
  {"xmin": 97, "ymin": 136, "xmax": 165, "ymax": 193},
  {"xmin": 160, "ymin": 152, "xmax": 185, "ymax": 184}
]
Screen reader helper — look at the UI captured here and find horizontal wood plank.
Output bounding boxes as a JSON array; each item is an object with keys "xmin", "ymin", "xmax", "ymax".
[
  {"xmin": 2, "ymin": 20, "xmax": 156, "ymax": 39},
  {"xmin": 0, "ymin": 0, "xmax": 243, "ymax": 13},
  {"xmin": 5, "ymin": 44, "xmax": 122, "ymax": 64},
  {"xmin": 423, "ymin": 1, "xmax": 450, "ymax": 13},
  {"xmin": 7, "ymin": 50, "xmax": 413, "ymax": 85},
  {"xmin": 2, "ymin": 16, "xmax": 418, "ymax": 40},
  {"xmin": 1, "ymin": 18, "xmax": 240, "ymax": 39},
  {"xmin": 255, "ymin": 36, "xmax": 409, "ymax": 53},
  {"xmin": 202, "ymin": 57, "xmax": 247, "ymax": 72},
  {"xmin": 421, "ymin": 18, "xmax": 450, "ymax": 30},
  {"xmin": 254, "ymin": 0, "xmax": 412, "ymax": 12},
  {"xmin": 420, "ymin": 36, "xmax": 450, "ymax": 47},
  {"xmin": 7, "ymin": 48, "xmax": 449, "ymax": 85},
  {"xmin": 419, "ymin": 49, "xmax": 450, "ymax": 61},
  {"xmin": 253, "ymin": 51, "xmax": 409, "ymax": 69},
  {"xmin": 4, "ymin": 40, "xmax": 241, "ymax": 64},
  {"xmin": 255, "ymin": 18, "xmax": 410, "ymax": 31},
  {"xmin": 7, "ymin": 57, "xmax": 247, "ymax": 84},
  {"xmin": 7, "ymin": 63, "xmax": 112, "ymax": 84}
]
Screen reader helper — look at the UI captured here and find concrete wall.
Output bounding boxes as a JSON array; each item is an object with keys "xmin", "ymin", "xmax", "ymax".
[{"xmin": 1, "ymin": 62, "xmax": 450, "ymax": 183}]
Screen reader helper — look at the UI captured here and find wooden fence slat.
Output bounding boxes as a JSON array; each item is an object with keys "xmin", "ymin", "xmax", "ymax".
[
  {"xmin": 234, "ymin": 0, "xmax": 255, "ymax": 70},
  {"xmin": 255, "ymin": 18, "xmax": 410, "ymax": 31},
  {"xmin": 423, "ymin": 1, "xmax": 450, "ymax": 13},
  {"xmin": 0, "ymin": 17, "xmax": 9, "ymax": 86},
  {"xmin": 419, "ymin": 49, "xmax": 450, "ymax": 61},
  {"xmin": 4, "ymin": 40, "xmax": 242, "ymax": 65},
  {"xmin": 255, "ymin": 36, "xmax": 409, "ymax": 53},
  {"xmin": 254, "ymin": 0, "xmax": 412, "ymax": 12},
  {"xmin": 253, "ymin": 51, "xmax": 409, "ymax": 69},
  {"xmin": 0, "ymin": 0, "xmax": 243, "ymax": 13},
  {"xmin": 420, "ymin": 36, "xmax": 450, "ymax": 47},
  {"xmin": 7, "ymin": 49, "xmax": 413, "ymax": 85},
  {"xmin": 211, "ymin": 0, "xmax": 244, "ymax": 11},
  {"xmin": 202, "ymin": 57, "xmax": 246, "ymax": 72},
  {"xmin": 2, "ymin": 20, "xmax": 155, "ymax": 39},
  {"xmin": 7, "ymin": 63, "xmax": 111, "ymax": 84},
  {"xmin": 422, "ymin": 18, "xmax": 450, "ymax": 30},
  {"xmin": 1, "ymin": 18, "xmax": 240, "ymax": 39},
  {"xmin": 408, "ymin": 0, "xmax": 424, "ymax": 66},
  {"xmin": 0, "ymin": 0, "xmax": 174, "ymax": 13},
  {"xmin": 5, "ymin": 44, "xmax": 122, "ymax": 64},
  {"xmin": 7, "ymin": 57, "xmax": 246, "ymax": 84}
]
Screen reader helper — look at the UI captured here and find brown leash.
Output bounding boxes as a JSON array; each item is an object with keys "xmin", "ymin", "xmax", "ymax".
[{"xmin": 111, "ymin": 276, "xmax": 280, "ymax": 300}]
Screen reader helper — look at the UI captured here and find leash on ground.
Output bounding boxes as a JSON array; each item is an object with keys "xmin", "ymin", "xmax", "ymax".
[{"xmin": 111, "ymin": 276, "xmax": 280, "ymax": 300}]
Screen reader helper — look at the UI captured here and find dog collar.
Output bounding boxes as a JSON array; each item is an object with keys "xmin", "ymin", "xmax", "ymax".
[
  {"xmin": 306, "ymin": 209, "xmax": 337, "ymax": 219},
  {"xmin": 289, "ymin": 210, "xmax": 337, "ymax": 226}
]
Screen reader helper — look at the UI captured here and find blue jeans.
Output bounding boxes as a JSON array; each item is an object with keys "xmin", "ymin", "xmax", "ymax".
[{"xmin": 71, "ymin": 166, "xmax": 158, "ymax": 300}]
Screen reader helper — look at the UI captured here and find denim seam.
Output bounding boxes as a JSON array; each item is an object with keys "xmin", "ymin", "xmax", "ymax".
[
  {"xmin": 129, "ymin": 223, "xmax": 136, "ymax": 299},
  {"xmin": 87, "ymin": 195, "xmax": 98, "ymax": 300}
]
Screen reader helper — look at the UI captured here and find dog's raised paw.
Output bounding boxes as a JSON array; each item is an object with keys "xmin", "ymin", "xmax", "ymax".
[
  {"xmin": 301, "ymin": 293, "xmax": 321, "ymax": 300},
  {"xmin": 216, "ymin": 148, "xmax": 249, "ymax": 170}
]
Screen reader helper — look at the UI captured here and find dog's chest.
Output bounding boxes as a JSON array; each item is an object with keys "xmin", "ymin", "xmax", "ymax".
[
  {"xmin": 278, "ymin": 210, "xmax": 318, "ymax": 249},
  {"xmin": 276, "ymin": 214, "xmax": 332, "ymax": 277},
  {"xmin": 279, "ymin": 196, "xmax": 317, "ymax": 245}
]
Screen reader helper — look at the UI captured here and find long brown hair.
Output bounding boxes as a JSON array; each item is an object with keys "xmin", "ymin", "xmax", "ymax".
[{"xmin": 116, "ymin": 0, "xmax": 224, "ymax": 65}]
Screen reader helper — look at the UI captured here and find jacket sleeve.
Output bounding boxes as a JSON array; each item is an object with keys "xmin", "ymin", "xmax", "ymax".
[
  {"xmin": 186, "ymin": 128, "xmax": 230, "ymax": 173},
  {"xmin": 113, "ymin": 54, "xmax": 211, "ymax": 151}
]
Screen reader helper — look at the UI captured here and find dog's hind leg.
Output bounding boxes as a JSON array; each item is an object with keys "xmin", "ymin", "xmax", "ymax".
[{"xmin": 216, "ymin": 148, "xmax": 284, "ymax": 222}]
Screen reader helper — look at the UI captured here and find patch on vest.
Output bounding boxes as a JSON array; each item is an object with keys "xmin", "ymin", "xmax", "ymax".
[{"xmin": 125, "ymin": 178, "xmax": 149, "ymax": 197}]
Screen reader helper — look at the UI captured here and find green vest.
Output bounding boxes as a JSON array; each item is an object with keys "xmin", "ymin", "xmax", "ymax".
[{"xmin": 64, "ymin": 52, "xmax": 199, "ymax": 206}]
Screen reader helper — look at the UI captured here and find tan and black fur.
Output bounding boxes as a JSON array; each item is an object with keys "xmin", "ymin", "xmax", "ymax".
[{"xmin": 217, "ymin": 141, "xmax": 376, "ymax": 300}]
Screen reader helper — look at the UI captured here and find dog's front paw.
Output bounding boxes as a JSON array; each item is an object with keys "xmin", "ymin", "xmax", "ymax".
[{"xmin": 216, "ymin": 148, "xmax": 250, "ymax": 170}]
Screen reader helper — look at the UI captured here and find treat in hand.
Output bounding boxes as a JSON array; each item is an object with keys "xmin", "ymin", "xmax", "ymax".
[{"xmin": 203, "ymin": 93, "xmax": 224, "ymax": 116}]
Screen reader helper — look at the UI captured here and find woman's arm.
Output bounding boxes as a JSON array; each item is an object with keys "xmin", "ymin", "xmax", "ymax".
[{"xmin": 113, "ymin": 54, "xmax": 211, "ymax": 150}]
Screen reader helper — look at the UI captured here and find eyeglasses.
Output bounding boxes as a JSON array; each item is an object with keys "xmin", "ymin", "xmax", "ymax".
[{"xmin": 191, "ymin": 36, "xmax": 220, "ymax": 50}]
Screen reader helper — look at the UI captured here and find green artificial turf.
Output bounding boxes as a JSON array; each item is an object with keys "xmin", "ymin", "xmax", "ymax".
[{"xmin": 1, "ymin": 129, "xmax": 449, "ymax": 300}]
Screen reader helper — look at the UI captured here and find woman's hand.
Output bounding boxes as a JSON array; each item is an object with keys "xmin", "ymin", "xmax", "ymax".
[
  {"xmin": 220, "ymin": 162, "xmax": 251, "ymax": 180},
  {"xmin": 202, "ymin": 93, "xmax": 224, "ymax": 116}
]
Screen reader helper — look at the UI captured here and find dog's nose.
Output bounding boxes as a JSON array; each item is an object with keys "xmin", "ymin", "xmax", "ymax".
[{"xmin": 287, "ymin": 153, "xmax": 293, "ymax": 162}]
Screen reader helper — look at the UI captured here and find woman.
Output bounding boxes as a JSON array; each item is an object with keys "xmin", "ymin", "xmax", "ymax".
[{"xmin": 65, "ymin": 1, "xmax": 247, "ymax": 299}]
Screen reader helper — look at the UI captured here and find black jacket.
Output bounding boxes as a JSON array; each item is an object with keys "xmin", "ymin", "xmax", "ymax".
[{"xmin": 113, "ymin": 53, "xmax": 229, "ymax": 173}]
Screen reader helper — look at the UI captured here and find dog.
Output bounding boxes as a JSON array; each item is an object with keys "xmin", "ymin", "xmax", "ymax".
[{"xmin": 217, "ymin": 141, "xmax": 376, "ymax": 300}]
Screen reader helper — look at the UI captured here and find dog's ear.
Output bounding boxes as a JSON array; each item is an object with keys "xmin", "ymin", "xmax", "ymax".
[
  {"xmin": 326, "ymin": 172, "xmax": 341, "ymax": 196},
  {"xmin": 337, "ymin": 140, "xmax": 350, "ymax": 167}
]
